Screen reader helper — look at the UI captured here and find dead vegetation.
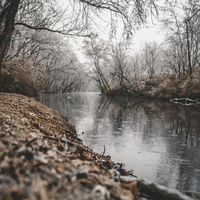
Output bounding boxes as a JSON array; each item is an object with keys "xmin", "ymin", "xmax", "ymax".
[
  {"xmin": 0, "ymin": 60, "xmax": 46, "ymax": 98},
  {"xmin": 101, "ymin": 70, "xmax": 200, "ymax": 99},
  {"xmin": 143, "ymin": 70, "xmax": 200, "ymax": 99},
  {"xmin": 2, "ymin": 58, "xmax": 200, "ymax": 101}
]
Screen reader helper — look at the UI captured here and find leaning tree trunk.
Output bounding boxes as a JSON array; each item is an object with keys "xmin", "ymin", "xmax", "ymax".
[{"xmin": 0, "ymin": 0, "xmax": 20, "ymax": 72}]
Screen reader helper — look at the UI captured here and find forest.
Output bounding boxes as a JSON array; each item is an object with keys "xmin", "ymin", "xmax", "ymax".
[{"xmin": 1, "ymin": 0, "xmax": 200, "ymax": 99}]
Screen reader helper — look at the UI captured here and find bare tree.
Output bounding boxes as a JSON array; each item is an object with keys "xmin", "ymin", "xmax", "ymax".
[
  {"xmin": 184, "ymin": 0, "xmax": 200, "ymax": 73},
  {"xmin": 143, "ymin": 41, "xmax": 159, "ymax": 79},
  {"xmin": 0, "ymin": 0, "xmax": 160, "ymax": 72},
  {"xmin": 83, "ymin": 36, "xmax": 114, "ymax": 94},
  {"xmin": 84, "ymin": 38, "xmax": 145, "ymax": 96},
  {"xmin": 110, "ymin": 42, "xmax": 142, "ymax": 96},
  {"xmin": 42, "ymin": 38, "xmax": 87, "ymax": 93},
  {"xmin": 0, "ymin": 0, "xmax": 21, "ymax": 71},
  {"xmin": 161, "ymin": 0, "xmax": 200, "ymax": 76}
]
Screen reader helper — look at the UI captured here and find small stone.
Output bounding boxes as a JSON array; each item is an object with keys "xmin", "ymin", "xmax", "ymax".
[
  {"xmin": 90, "ymin": 185, "xmax": 110, "ymax": 200},
  {"xmin": 119, "ymin": 176, "xmax": 137, "ymax": 183},
  {"xmin": 47, "ymin": 150, "xmax": 56, "ymax": 158},
  {"xmin": 29, "ymin": 112, "xmax": 35, "ymax": 117},
  {"xmin": 88, "ymin": 167, "xmax": 100, "ymax": 174},
  {"xmin": 17, "ymin": 145, "xmax": 33, "ymax": 160},
  {"xmin": 32, "ymin": 121, "xmax": 40, "ymax": 129},
  {"xmin": 36, "ymin": 153, "xmax": 48, "ymax": 164},
  {"xmin": 77, "ymin": 171, "xmax": 88, "ymax": 179},
  {"xmin": 119, "ymin": 195, "xmax": 133, "ymax": 200},
  {"xmin": 108, "ymin": 169, "xmax": 120, "ymax": 181}
]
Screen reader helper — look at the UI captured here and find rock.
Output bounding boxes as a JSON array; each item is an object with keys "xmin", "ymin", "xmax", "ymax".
[
  {"xmin": 77, "ymin": 171, "xmax": 88, "ymax": 179},
  {"xmin": 89, "ymin": 185, "xmax": 110, "ymax": 200},
  {"xmin": 17, "ymin": 145, "xmax": 34, "ymax": 160},
  {"xmin": 32, "ymin": 120, "xmax": 40, "ymax": 129},
  {"xmin": 119, "ymin": 175, "xmax": 137, "ymax": 183}
]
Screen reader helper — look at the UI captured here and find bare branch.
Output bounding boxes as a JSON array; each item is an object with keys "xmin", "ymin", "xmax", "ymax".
[{"xmin": 14, "ymin": 22, "xmax": 92, "ymax": 37}]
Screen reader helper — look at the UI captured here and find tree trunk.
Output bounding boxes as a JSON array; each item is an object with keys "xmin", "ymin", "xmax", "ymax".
[{"xmin": 0, "ymin": 0, "xmax": 20, "ymax": 72}]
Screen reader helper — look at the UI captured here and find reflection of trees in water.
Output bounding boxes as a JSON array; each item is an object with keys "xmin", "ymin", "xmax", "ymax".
[
  {"xmin": 151, "ymin": 118, "xmax": 200, "ymax": 192},
  {"xmin": 136, "ymin": 100, "xmax": 200, "ymax": 192},
  {"xmin": 41, "ymin": 93, "xmax": 102, "ymax": 129},
  {"xmin": 97, "ymin": 96, "xmax": 113, "ymax": 119},
  {"xmin": 112, "ymin": 109, "xmax": 123, "ymax": 131},
  {"xmin": 175, "ymin": 121, "xmax": 200, "ymax": 192},
  {"xmin": 97, "ymin": 96, "xmax": 200, "ymax": 192},
  {"xmin": 41, "ymin": 93, "xmax": 200, "ymax": 193},
  {"xmin": 96, "ymin": 96, "xmax": 144, "ymax": 137},
  {"xmin": 154, "ymin": 119, "xmax": 200, "ymax": 192},
  {"xmin": 40, "ymin": 93, "xmax": 72, "ymax": 114},
  {"xmin": 143, "ymin": 100, "xmax": 200, "ymax": 135}
]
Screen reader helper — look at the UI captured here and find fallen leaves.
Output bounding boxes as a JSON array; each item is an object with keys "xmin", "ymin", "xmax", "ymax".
[{"xmin": 0, "ymin": 93, "xmax": 140, "ymax": 200}]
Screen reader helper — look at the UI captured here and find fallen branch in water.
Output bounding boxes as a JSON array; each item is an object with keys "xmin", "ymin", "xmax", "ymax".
[
  {"xmin": 119, "ymin": 176, "xmax": 194, "ymax": 200},
  {"xmin": 137, "ymin": 179, "xmax": 193, "ymax": 200},
  {"xmin": 170, "ymin": 98, "xmax": 200, "ymax": 107}
]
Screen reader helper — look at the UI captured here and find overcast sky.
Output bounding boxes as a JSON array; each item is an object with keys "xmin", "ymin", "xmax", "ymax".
[
  {"xmin": 64, "ymin": 0, "xmax": 166, "ymax": 62},
  {"xmin": 72, "ymin": 20, "xmax": 165, "ymax": 63}
]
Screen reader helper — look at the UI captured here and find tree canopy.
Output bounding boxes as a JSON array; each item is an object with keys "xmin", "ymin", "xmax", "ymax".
[{"xmin": 0, "ymin": 0, "xmax": 159, "ymax": 72}]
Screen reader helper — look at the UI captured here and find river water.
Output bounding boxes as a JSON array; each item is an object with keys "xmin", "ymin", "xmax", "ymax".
[{"xmin": 40, "ymin": 92, "xmax": 200, "ymax": 193}]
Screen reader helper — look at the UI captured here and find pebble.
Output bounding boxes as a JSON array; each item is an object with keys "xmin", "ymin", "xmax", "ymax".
[
  {"xmin": 76, "ymin": 171, "xmax": 88, "ymax": 179},
  {"xmin": 90, "ymin": 185, "xmax": 110, "ymax": 200}
]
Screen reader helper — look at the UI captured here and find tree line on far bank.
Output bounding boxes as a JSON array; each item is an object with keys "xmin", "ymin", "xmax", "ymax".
[
  {"xmin": 0, "ymin": 0, "xmax": 200, "ymax": 99},
  {"xmin": 83, "ymin": 0, "xmax": 200, "ymax": 99}
]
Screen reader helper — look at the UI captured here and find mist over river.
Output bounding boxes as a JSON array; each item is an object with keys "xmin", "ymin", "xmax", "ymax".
[{"xmin": 40, "ymin": 92, "xmax": 200, "ymax": 193}]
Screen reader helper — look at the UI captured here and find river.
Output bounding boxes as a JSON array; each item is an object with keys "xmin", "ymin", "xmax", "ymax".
[{"xmin": 40, "ymin": 92, "xmax": 200, "ymax": 193}]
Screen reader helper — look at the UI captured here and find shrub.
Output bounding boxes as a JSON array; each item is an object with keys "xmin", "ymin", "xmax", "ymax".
[{"xmin": 0, "ymin": 59, "xmax": 46, "ymax": 98}]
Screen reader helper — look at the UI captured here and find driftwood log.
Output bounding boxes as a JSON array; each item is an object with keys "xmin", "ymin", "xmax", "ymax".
[
  {"xmin": 137, "ymin": 179, "xmax": 193, "ymax": 200},
  {"xmin": 170, "ymin": 98, "xmax": 200, "ymax": 107},
  {"xmin": 119, "ymin": 176, "xmax": 194, "ymax": 200}
]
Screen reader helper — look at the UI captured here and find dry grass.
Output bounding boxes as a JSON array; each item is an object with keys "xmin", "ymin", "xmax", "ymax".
[
  {"xmin": 101, "ymin": 70, "xmax": 200, "ymax": 99},
  {"xmin": 143, "ymin": 70, "xmax": 200, "ymax": 99},
  {"xmin": 0, "ymin": 59, "xmax": 46, "ymax": 98}
]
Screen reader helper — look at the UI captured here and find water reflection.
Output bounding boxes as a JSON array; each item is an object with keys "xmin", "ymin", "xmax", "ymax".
[{"xmin": 40, "ymin": 92, "xmax": 200, "ymax": 193}]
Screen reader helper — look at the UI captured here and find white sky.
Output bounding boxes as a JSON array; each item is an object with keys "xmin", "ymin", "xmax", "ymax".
[
  {"xmin": 72, "ymin": 22, "xmax": 165, "ymax": 63},
  {"xmin": 132, "ymin": 25, "xmax": 164, "ymax": 46},
  {"xmin": 64, "ymin": 0, "xmax": 166, "ymax": 62}
]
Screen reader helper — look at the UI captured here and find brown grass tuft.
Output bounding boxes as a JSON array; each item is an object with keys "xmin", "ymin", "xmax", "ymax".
[
  {"xmin": 143, "ymin": 71, "xmax": 200, "ymax": 99},
  {"xmin": 0, "ymin": 59, "xmax": 46, "ymax": 98}
]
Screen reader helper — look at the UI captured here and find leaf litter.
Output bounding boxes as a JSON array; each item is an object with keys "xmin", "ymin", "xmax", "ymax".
[{"xmin": 0, "ymin": 93, "xmax": 139, "ymax": 200}]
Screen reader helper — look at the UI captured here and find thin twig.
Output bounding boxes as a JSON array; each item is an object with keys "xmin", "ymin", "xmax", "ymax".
[
  {"xmin": 102, "ymin": 145, "xmax": 105, "ymax": 156},
  {"xmin": 36, "ymin": 133, "xmax": 78, "ymax": 146}
]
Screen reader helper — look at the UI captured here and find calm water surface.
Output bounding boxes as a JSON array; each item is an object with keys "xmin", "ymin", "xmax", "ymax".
[{"xmin": 40, "ymin": 92, "xmax": 200, "ymax": 193}]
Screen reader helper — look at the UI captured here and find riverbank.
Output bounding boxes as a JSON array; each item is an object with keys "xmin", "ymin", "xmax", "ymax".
[
  {"xmin": 143, "ymin": 70, "xmax": 200, "ymax": 99},
  {"xmin": 102, "ymin": 70, "xmax": 200, "ymax": 99},
  {"xmin": 2, "ymin": 60, "xmax": 200, "ymax": 100},
  {"xmin": 0, "ymin": 92, "xmax": 197, "ymax": 200},
  {"xmin": 0, "ymin": 92, "xmax": 140, "ymax": 200}
]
